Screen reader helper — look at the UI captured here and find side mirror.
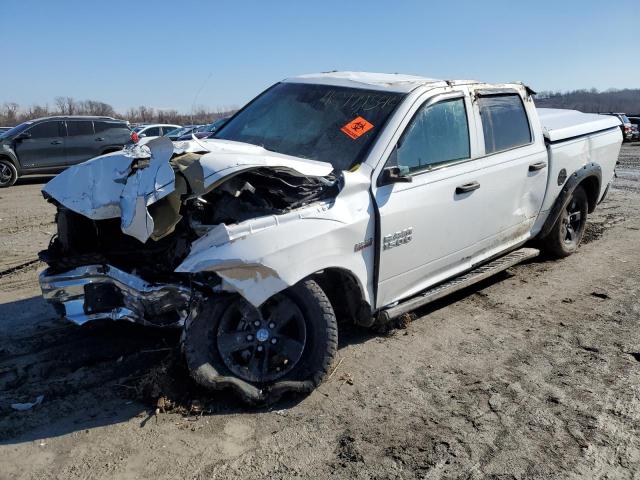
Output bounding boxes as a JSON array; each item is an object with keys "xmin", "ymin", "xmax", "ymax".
[
  {"xmin": 15, "ymin": 132, "xmax": 31, "ymax": 141},
  {"xmin": 139, "ymin": 133, "xmax": 147, "ymax": 138},
  {"xmin": 379, "ymin": 165, "xmax": 412, "ymax": 186}
]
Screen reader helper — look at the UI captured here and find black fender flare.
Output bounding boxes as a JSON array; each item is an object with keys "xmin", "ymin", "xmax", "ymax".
[{"xmin": 539, "ymin": 162, "xmax": 601, "ymax": 239}]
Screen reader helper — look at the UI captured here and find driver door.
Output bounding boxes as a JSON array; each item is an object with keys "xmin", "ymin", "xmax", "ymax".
[{"xmin": 15, "ymin": 120, "xmax": 67, "ymax": 169}]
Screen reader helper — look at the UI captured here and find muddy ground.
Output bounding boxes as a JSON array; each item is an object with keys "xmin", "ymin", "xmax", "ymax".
[{"xmin": 1, "ymin": 145, "xmax": 640, "ymax": 479}]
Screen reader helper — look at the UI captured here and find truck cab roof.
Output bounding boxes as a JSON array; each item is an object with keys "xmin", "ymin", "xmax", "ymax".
[{"xmin": 284, "ymin": 71, "xmax": 481, "ymax": 93}]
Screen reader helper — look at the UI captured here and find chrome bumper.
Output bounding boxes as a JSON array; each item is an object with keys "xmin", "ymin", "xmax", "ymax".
[{"xmin": 39, "ymin": 264, "xmax": 192, "ymax": 327}]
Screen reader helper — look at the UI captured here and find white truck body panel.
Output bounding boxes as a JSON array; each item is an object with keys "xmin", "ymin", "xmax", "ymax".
[
  {"xmin": 537, "ymin": 108, "xmax": 621, "ymax": 142},
  {"xmin": 531, "ymin": 112, "xmax": 622, "ymax": 234}
]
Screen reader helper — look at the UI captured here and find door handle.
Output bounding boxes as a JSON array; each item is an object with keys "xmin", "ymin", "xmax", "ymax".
[
  {"xmin": 455, "ymin": 181, "xmax": 480, "ymax": 194},
  {"xmin": 95, "ymin": 137, "xmax": 104, "ymax": 142},
  {"xmin": 528, "ymin": 161, "xmax": 547, "ymax": 172},
  {"xmin": 50, "ymin": 140, "xmax": 62, "ymax": 145}
]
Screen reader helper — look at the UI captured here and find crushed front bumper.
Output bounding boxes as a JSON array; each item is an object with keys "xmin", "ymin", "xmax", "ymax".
[{"xmin": 39, "ymin": 264, "xmax": 192, "ymax": 327}]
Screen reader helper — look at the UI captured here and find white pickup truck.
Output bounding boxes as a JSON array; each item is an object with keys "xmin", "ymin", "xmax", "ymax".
[{"xmin": 39, "ymin": 72, "xmax": 622, "ymax": 403}]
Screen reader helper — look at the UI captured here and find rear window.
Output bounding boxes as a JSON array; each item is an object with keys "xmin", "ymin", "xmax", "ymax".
[
  {"xmin": 67, "ymin": 121, "xmax": 94, "ymax": 136},
  {"xmin": 478, "ymin": 94, "xmax": 531, "ymax": 154},
  {"xmin": 94, "ymin": 121, "xmax": 124, "ymax": 133}
]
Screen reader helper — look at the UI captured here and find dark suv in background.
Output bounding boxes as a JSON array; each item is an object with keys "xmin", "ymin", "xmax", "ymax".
[
  {"xmin": 599, "ymin": 113, "xmax": 634, "ymax": 141},
  {"xmin": 628, "ymin": 116, "xmax": 640, "ymax": 141},
  {"xmin": 0, "ymin": 116, "xmax": 131, "ymax": 187}
]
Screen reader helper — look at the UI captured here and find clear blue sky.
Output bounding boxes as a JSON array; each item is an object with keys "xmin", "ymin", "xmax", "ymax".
[{"xmin": 2, "ymin": 0, "xmax": 637, "ymax": 113}]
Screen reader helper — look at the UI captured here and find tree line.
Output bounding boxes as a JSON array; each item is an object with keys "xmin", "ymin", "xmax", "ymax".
[
  {"xmin": 535, "ymin": 88, "xmax": 640, "ymax": 115},
  {"xmin": 0, "ymin": 97, "xmax": 237, "ymax": 127},
  {"xmin": 3, "ymin": 88, "xmax": 639, "ymax": 127}
]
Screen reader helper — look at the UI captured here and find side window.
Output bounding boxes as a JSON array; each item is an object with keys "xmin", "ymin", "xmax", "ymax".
[
  {"xmin": 395, "ymin": 98, "xmax": 470, "ymax": 173},
  {"xmin": 477, "ymin": 94, "xmax": 531, "ymax": 154},
  {"xmin": 67, "ymin": 121, "xmax": 94, "ymax": 136},
  {"xmin": 162, "ymin": 126, "xmax": 176, "ymax": 135},
  {"xmin": 142, "ymin": 127, "xmax": 160, "ymax": 137},
  {"xmin": 94, "ymin": 121, "xmax": 112, "ymax": 133},
  {"xmin": 28, "ymin": 121, "xmax": 62, "ymax": 139}
]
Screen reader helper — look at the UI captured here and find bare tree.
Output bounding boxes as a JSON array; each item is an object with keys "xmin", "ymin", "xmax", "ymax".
[{"xmin": 0, "ymin": 96, "xmax": 236, "ymax": 127}]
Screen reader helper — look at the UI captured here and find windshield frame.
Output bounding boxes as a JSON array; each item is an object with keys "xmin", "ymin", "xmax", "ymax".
[{"xmin": 213, "ymin": 82, "xmax": 406, "ymax": 171}]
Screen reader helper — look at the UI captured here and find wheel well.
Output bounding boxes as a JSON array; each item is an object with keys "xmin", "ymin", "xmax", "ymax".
[
  {"xmin": 579, "ymin": 175, "xmax": 600, "ymax": 213},
  {"xmin": 0, "ymin": 155, "xmax": 17, "ymax": 167},
  {"xmin": 312, "ymin": 268, "xmax": 372, "ymax": 326}
]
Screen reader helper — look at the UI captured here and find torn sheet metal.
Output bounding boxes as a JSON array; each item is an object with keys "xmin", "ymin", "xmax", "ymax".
[
  {"xmin": 177, "ymin": 138, "xmax": 334, "ymax": 194},
  {"xmin": 175, "ymin": 170, "xmax": 376, "ymax": 307},
  {"xmin": 119, "ymin": 139, "xmax": 175, "ymax": 242},
  {"xmin": 43, "ymin": 137, "xmax": 334, "ymax": 243},
  {"xmin": 42, "ymin": 136, "xmax": 177, "ymax": 242}
]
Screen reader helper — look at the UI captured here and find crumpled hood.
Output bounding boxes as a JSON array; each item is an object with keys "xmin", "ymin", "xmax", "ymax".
[{"xmin": 42, "ymin": 136, "xmax": 334, "ymax": 242}]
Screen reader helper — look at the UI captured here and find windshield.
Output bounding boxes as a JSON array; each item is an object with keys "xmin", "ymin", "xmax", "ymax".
[
  {"xmin": 621, "ymin": 114, "xmax": 630, "ymax": 124},
  {"xmin": 0, "ymin": 122, "xmax": 31, "ymax": 140},
  {"xmin": 202, "ymin": 118, "xmax": 228, "ymax": 132},
  {"xmin": 214, "ymin": 83, "xmax": 404, "ymax": 170}
]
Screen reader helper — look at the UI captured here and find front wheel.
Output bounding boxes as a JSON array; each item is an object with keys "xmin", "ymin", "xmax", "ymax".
[
  {"xmin": 184, "ymin": 279, "xmax": 338, "ymax": 404},
  {"xmin": 0, "ymin": 160, "xmax": 18, "ymax": 188},
  {"xmin": 541, "ymin": 186, "xmax": 588, "ymax": 258}
]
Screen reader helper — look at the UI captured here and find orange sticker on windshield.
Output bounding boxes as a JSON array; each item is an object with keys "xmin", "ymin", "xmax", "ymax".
[{"xmin": 341, "ymin": 116, "xmax": 374, "ymax": 139}]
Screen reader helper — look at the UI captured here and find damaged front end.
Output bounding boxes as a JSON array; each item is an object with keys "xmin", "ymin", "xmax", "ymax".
[
  {"xmin": 40, "ymin": 264, "xmax": 193, "ymax": 327},
  {"xmin": 38, "ymin": 136, "xmax": 339, "ymax": 328}
]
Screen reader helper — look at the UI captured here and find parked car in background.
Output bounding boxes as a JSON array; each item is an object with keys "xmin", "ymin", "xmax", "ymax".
[
  {"xmin": 164, "ymin": 125, "xmax": 202, "ymax": 141},
  {"xmin": 628, "ymin": 117, "xmax": 640, "ymax": 141},
  {"xmin": 131, "ymin": 124, "xmax": 181, "ymax": 141},
  {"xmin": 600, "ymin": 113, "xmax": 633, "ymax": 141},
  {"xmin": 0, "ymin": 127, "xmax": 12, "ymax": 135},
  {"xmin": 0, "ymin": 116, "xmax": 131, "ymax": 187},
  {"xmin": 176, "ymin": 117, "xmax": 228, "ymax": 141}
]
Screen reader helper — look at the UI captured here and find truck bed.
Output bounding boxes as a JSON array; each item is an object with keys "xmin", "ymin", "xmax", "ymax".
[
  {"xmin": 533, "ymin": 108, "xmax": 623, "ymax": 230},
  {"xmin": 537, "ymin": 108, "xmax": 620, "ymax": 143}
]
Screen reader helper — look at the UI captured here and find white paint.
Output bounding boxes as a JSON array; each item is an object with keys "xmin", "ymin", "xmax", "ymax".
[
  {"xmin": 42, "ymin": 73, "xmax": 623, "ymax": 314},
  {"xmin": 175, "ymin": 170, "xmax": 376, "ymax": 307},
  {"xmin": 538, "ymin": 108, "xmax": 621, "ymax": 142}
]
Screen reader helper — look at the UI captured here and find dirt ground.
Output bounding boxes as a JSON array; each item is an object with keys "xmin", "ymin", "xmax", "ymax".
[{"xmin": 1, "ymin": 145, "xmax": 640, "ymax": 480}]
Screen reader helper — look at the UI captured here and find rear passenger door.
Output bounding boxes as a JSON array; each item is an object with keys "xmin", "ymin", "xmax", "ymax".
[
  {"xmin": 65, "ymin": 120, "xmax": 97, "ymax": 165},
  {"xmin": 14, "ymin": 120, "xmax": 66, "ymax": 169},
  {"xmin": 473, "ymin": 89, "xmax": 547, "ymax": 235}
]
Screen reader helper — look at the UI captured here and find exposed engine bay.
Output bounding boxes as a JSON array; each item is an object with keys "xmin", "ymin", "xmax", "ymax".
[{"xmin": 40, "ymin": 138, "xmax": 339, "ymax": 280}]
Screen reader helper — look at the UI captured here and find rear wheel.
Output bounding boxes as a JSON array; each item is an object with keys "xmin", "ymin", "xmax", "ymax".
[
  {"xmin": 184, "ymin": 279, "xmax": 337, "ymax": 404},
  {"xmin": 541, "ymin": 186, "xmax": 588, "ymax": 258},
  {"xmin": 0, "ymin": 160, "xmax": 18, "ymax": 188}
]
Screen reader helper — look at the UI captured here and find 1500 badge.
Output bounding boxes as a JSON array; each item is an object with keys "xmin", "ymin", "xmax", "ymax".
[{"xmin": 383, "ymin": 228, "xmax": 413, "ymax": 250}]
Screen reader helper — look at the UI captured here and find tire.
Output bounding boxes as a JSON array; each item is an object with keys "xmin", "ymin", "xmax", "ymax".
[
  {"xmin": 183, "ymin": 279, "xmax": 338, "ymax": 404},
  {"xmin": 0, "ymin": 159, "xmax": 18, "ymax": 188},
  {"xmin": 541, "ymin": 185, "xmax": 588, "ymax": 258}
]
